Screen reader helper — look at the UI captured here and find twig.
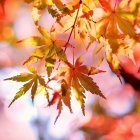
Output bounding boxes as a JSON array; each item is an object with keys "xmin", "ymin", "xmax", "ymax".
[
  {"xmin": 56, "ymin": 0, "xmax": 82, "ymax": 69},
  {"xmin": 64, "ymin": 0, "xmax": 82, "ymax": 52}
]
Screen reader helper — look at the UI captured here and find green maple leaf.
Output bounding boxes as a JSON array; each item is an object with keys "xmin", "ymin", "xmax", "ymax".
[
  {"xmin": 5, "ymin": 67, "xmax": 48, "ymax": 106},
  {"xmin": 4, "ymin": 73, "xmax": 34, "ymax": 82},
  {"xmin": 18, "ymin": 25, "xmax": 67, "ymax": 77},
  {"xmin": 8, "ymin": 79, "xmax": 34, "ymax": 107}
]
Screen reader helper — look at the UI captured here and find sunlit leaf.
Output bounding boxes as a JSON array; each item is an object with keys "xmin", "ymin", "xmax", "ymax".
[
  {"xmin": 5, "ymin": 0, "xmax": 140, "ymax": 124},
  {"xmin": 17, "ymin": 37, "xmax": 46, "ymax": 47},
  {"xmin": 27, "ymin": 65, "xmax": 37, "ymax": 73},
  {"xmin": 72, "ymin": 76, "xmax": 86, "ymax": 115},
  {"xmin": 37, "ymin": 25, "xmax": 50, "ymax": 39},
  {"xmin": 4, "ymin": 73, "xmax": 33, "ymax": 82},
  {"xmin": 58, "ymin": 57, "xmax": 105, "ymax": 114},
  {"xmin": 55, "ymin": 45, "xmax": 67, "ymax": 61},
  {"xmin": 6, "ymin": 70, "xmax": 49, "ymax": 107},
  {"xmin": 45, "ymin": 57, "xmax": 55, "ymax": 77},
  {"xmin": 31, "ymin": 78, "xmax": 38, "ymax": 102},
  {"xmin": 116, "ymin": 16, "xmax": 136, "ymax": 38},
  {"xmin": 8, "ymin": 79, "xmax": 34, "ymax": 107},
  {"xmin": 61, "ymin": 79, "xmax": 72, "ymax": 113},
  {"xmin": 32, "ymin": 7, "xmax": 40, "ymax": 22},
  {"xmin": 106, "ymin": 49, "xmax": 121, "ymax": 80},
  {"xmin": 52, "ymin": 0, "xmax": 64, "ymax": 10}
]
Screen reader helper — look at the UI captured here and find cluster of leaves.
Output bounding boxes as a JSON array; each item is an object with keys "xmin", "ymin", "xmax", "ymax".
[{"xmin": 5, "ymin": 0, "xmax": 140, "ymax": 123}]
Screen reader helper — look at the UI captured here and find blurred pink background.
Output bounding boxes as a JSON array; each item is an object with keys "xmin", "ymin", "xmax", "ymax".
[{"xmin": 0, "ymin": 0, "xmax": 140, "ymax": 140}]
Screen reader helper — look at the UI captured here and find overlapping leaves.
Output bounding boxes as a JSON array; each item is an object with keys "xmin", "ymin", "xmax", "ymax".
[
  {"xmin": 58, "ymin": 56, "xmax": 106, "ymax": 115},
  {"xmin": 5, "ymin": 0, "xmax": 140, "ymax": 123},
  {"xmin": 95, "ymin": 0, "xmax": 137, "ymax": 79},
  {"xmin": 48, "ymin": 79, "xmax": 72, "ymax": 123},
  {"xmin": 18, "ymin": 25, "xmax": 67, "ymax": 78}
]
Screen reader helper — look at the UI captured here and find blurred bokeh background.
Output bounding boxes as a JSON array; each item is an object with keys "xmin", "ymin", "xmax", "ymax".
[{"xmin": 0, "ymin": 0, "xmax": 140, "ymax": 140}]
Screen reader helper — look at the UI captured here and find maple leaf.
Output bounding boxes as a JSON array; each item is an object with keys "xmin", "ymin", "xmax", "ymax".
[
  {"xmin": 4, "ymin": 0, "xmax": 140, "ymax": 125},
  {"xmin": 25, "ymin": 0, "xmax": 79, "ymax": 23},
  {"xmin": 72, "ymin": 76, "xmax": 86, "ymax": 115},
  {"xmin": 18, "ymin": 25, "xmax": 67, "ymax": 77},
  {"xmin": 94, "ymin": 0, "xmax": 137, "ymax": 79},
  {"xmin": 50, "ymin": 0, "xmax": 82, "ymax": 25},
  {"xmin": 61, "ymin": 79, "xmax": 72, "ymax": 113},
  {"xmin": 5, "ymin": 67, "xmax": 49, "ymax": 106},
  {"xmin": 96, "ymin": 0, "xmax": 136, "ymax": 39},
  {"xmin": 55, "ymin": 99, "xmax": 63, "ymax": 124},
  {"xmin": 82, "ymin": 0, "xmax": 97, "ymax": 12},
  {"xmin": 24, "ymin": 0, "xmax": 53, "ymax": 9},
  {"xmin": 106, "ymin": 45, "xmax": 121, "ymax": 81},
  {"xmin": 17, "ymin": 36, "xmax": 48, "ymax": 47},
  {"xmin": 48, "ymin": 79, "xmax": 72, "ymax": 123},
  {"xmin": 48, "ymin": 7, "xmax": 60, "ymax": 18},
  {"xmin": 45, "ymin": 57, "xmax": 56, "ymax": 78},
  {"xmin": 52, "ymin": 0, "xmax": 64, "ymax": 10},
  {"xmin": 105, "ymin": 36, "xmax": 136, "ymax": 81},
  {"xmin": 4, "ymin": 73, "xmax": 34, "ymax": 82},
  {"xmin": 58, "ymin": 56, "xmax": 106, "ymax": 115}
]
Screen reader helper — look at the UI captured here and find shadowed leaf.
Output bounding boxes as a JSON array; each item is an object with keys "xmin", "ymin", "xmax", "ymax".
[{"xmin": 78, "ymin": 73, "xmax": 106, "ymax": 99}]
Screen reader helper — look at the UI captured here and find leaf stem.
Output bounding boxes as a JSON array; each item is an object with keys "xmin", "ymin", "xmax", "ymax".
[{"xmin": 73, "ymin": 46, "xmax": 75, "ymax": 65}]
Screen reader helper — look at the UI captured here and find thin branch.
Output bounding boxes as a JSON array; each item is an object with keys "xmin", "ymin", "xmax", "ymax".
[
  {"xmin": 63, "ymin": 26, "xmax": 73, "ymax": 33},
  {"xmin": 89, "ymin": 19, "xmax": 97, "ymax": 23},
  {"xmin": 64, "ymin": 0, "xmax": 82, "ymax": 52},
  {"xmin": 56, "ymin": 0, "xmax": 82, "ymax": 69}
]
